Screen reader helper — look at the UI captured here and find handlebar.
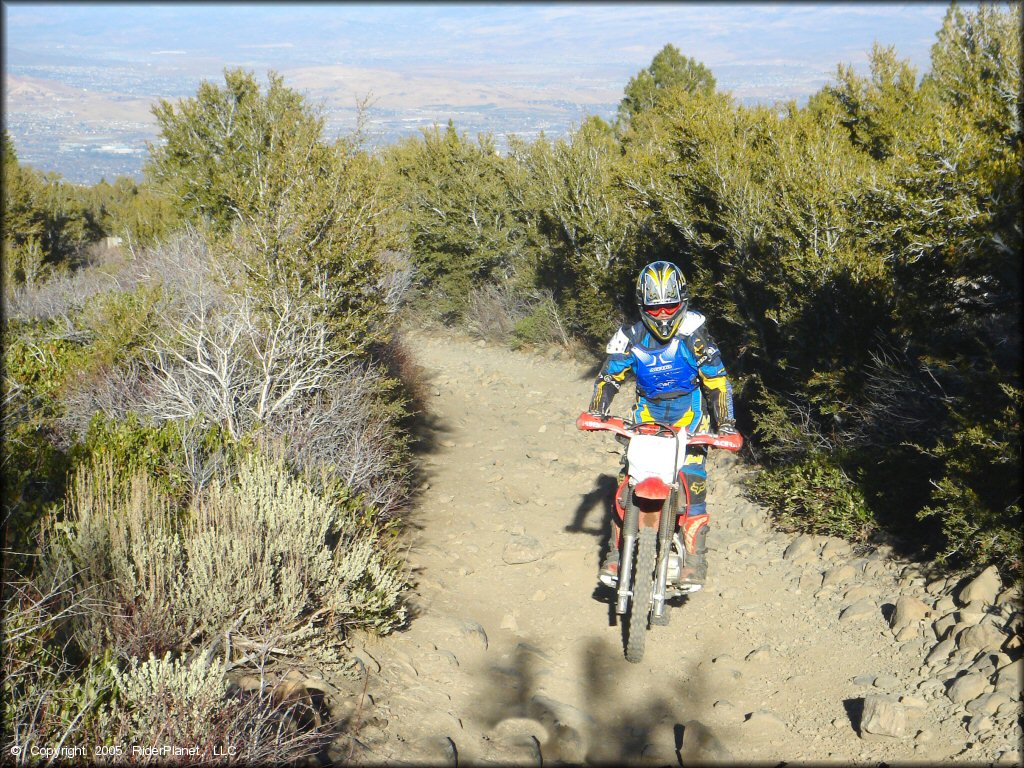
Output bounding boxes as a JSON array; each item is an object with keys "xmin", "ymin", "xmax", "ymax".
[{"xmin": 576, "ymin": 412, "xmax": 743, "ymax": 452}]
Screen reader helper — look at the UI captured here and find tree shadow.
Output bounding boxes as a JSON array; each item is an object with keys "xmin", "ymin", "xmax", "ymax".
[{"xmin": 472, "ymin": 635, "xmax": 721, "ymax": 765}]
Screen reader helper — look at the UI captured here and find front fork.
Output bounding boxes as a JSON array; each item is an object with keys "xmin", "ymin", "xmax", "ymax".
[
  {"xmin": 651, "ymin": 487, "xmax": 677, "ymax": 621},
  {"xmin": 615, "ymin": 499, "xmax": 639, "ymax": 615},
  {"xmin": 615, "ymin": 485, "xmax": 679, "ymax": 618}
]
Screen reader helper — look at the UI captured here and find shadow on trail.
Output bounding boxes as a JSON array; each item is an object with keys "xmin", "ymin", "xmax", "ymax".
[
  {"xmin": 565, "ymin": 473, "xmax": 618, "ymax": 538},
  {"xmin": 471, "ymin": 636, "xmax": 728, "ymax": 765}
]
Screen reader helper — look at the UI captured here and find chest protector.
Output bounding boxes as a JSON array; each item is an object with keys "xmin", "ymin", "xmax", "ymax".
[{"xmin": 632, "ymin": 336, "xmax": 700, "ymax": 398}]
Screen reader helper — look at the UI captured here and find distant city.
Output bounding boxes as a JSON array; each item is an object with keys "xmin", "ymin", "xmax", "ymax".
[
  {"xmin": 3, "ymin": 3, "xmax": 954, "ymax": 185},
  {"xmin": 3, "ymin": 61, "xmax": 832, "ymax": 186}
]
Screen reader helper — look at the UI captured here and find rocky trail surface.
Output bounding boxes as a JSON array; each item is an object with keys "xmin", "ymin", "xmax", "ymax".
[{"xmin": 330, "ymin": 331, "xmax": 1021, "ymax": 766}]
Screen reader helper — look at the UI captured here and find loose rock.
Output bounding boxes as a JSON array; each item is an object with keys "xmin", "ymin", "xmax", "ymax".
[
  {"xmin": 502, "ymin": 535, "xmax": 544, "ymax": 565},
  {"xmin": 890, "ymin": 595, "xmax": 931, "ymax": 633},
  {"xmin": 958, "ymin": 566, "xmax": 1002, "ymax": 606},
  {"xmin": 679, "ymin": 719, "xmax": 733, "ymax": 763},
  {"xmin": 861, "ymin": 695, "xmax": 909, "ymax": 739},
  {"xmin": 840, "ymin": 598, "xmax": 878, "ymax": 622},
  {"xmin": 947, "ymin": 673, "xmax": 989, "ymax": 705},
  {"xmin": 783, "ymin": 535, "xmax": 820, "ymax": 565}
]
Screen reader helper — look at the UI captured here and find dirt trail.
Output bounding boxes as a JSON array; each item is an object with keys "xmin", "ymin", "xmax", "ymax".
[{"xmin": 339, "ymin": 331, "xmax": 1015, "ymax": 765}]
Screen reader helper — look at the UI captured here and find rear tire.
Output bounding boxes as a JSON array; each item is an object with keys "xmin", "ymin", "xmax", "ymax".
[{"xmin": 625, "ymin": 528, "xmax": 657, "ymax": 663}]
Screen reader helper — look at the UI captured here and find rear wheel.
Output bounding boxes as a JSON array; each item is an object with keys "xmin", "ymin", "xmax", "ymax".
[{"xmin": 625, "ymin": 528, "xmax": 657, "ymax": 663}]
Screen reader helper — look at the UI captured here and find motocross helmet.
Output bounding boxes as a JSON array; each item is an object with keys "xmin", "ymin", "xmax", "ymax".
[{"xmin": 636, "ymin": 261, "xmax": 689, "ymax": 341}]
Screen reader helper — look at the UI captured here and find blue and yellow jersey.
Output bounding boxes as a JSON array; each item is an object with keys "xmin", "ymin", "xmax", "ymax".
[{"xmin": 590, "ymin": 311, "xmax": 734, "ymax": 434}]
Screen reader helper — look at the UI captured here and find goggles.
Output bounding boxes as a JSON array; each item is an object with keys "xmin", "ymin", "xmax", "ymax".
[{"xmin": 644, "ymin": 302, "xmax": 682, "ymax": 319}]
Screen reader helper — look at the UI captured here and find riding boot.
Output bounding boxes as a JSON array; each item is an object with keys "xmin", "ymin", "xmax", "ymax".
[
  {"xmin": 678, "ymin": 516, "xmax": 709, "ymax": 589},
  {"xmin": 599, "ymin": 521, "xmax": 621, "ymax": 587}
]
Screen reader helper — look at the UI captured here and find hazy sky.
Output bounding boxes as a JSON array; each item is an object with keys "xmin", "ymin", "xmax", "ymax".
[
  {"xmin": 3, "ymin": 2, "xmax": 967, "ymax": 182},
  {"xmin": 5, "ymin": 2, "xmax": 956, "ymax": 83}
]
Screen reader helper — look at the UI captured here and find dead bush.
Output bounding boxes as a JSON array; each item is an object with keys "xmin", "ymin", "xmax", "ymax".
[
  {"xmin": 465, "ymin": 283, "xmax": 570, "ymax": 348},
  {"xmin": 264, "ymin": 363, "xmax": 413, "ymax": 519}
]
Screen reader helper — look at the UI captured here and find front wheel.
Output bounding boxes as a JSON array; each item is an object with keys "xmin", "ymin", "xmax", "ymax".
[{"xmin": 625, "ymin": 528, "xmax": 657, "ymax": 663}]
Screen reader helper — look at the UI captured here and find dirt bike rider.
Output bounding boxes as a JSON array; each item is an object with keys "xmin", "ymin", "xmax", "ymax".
[{"xmin": 589, "ymin": 260, "xmax": 737, "ymax": 592}]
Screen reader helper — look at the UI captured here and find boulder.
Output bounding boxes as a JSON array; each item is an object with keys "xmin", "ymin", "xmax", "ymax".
[
  {"xmin": 639, "ymin": 742, "xmax": 678, "ymax": 765},
  {"xmin": 820, "ymin": 537, "xmax": 853, "ymax": 560},
  {"xmin": 860, "ymin": 695, "xmax": 909, "ymax": 739},
  {"xmin": 889, "ymin": 596, "xmax": 930, "ymax": 633},
  {"xmin": 967, "ymin": 653, "xmax": 998, "ymax": 676},
  {"xmin": 898, "ymin": 694, "xmax": 927, "ymax": 711},
  {"xmin": 840, "ymin": 598, "xmax": 878, "ymax": 622},
  {"xmin": 742, "ymin": 710, "xmax": 787, "ymax": 740},
  {"xmin": 994, "ymin": 660, "xmax": 1022, "ymax": 699},
  {"xmin": 933, "ymin": 595, "xmax": 957, "ymax": 614},
  {"xmin": 966, "ymin": 692, "xmax": 1013, "ymax": 716},
  {"xmin": 947, "ymin": 673, "xmax": 989, "ymax": 706},
  {"xmin": 872, "ymin": 673, "xmax": 899, "ymax": 689},
  {"xmin": 408, "ymin": 736, "xmax": 458, "ymax": 766},
  {"xmin": 843, "ymin": 585, "xmax": 875, "ymax": 602},
  {"xmin": 486, "ymin": 734, "xmax": 542, "ymax": 766},
  {"xmin": 958, "ymin": 566, "xmax": 1002, "ymax": 606},
  {"xmin": 996, "ymin": 585, "xmax": 1023, "ymax": 609},
  {"xmin": 745, "ymin": 646, "xmax": 773, "ymax": 663},
  {"xmin": 783, "ymin": 535, "xmax": 821, "ymax": 565},
  {"xmin": 895, "ymin": 624, "xmax": 920, "ymax": 642},
  {"xmin": 957, "ymin": 622, "xmax": 1006, "ymax": 653},
  {"xmin": 864, "ymin": 560, "xmax": 890, "ymax": 578},
  {"xmin": 931, "ymin": 612, "xmax": 957, "ymax": 641},
  {"xmin": 679, "ymin": 719, "xmax": 733, "ymax": 763},
  {"xmin": 822, "ymin": 564, "xmax": 858, "ymax": 588},
  {"xmin": 460, "ymin": 620, "xmax": 489, "ymax": 650},
  {"xmin": 798, "ymin": 571, "xmax": 822, "ymax": 592},
  {"xmin": 966, "ymin": 714, "xmax": 994, "ymax": 736}
]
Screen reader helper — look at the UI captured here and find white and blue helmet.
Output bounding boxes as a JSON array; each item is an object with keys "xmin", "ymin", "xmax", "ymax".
[{"xmin": 635, "ymin": 261, "xmax": 689, "ymax": 341}]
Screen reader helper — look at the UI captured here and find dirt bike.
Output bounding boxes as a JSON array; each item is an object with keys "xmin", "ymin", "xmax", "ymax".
[{"xmin": 576, "ymin": 412, "xmax": 743, "ymax": 663}]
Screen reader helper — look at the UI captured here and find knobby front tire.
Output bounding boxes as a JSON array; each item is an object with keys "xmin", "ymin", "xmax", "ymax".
[{"xmin": 625, "ymin": 528, "xmax": 657, "ymax": 663}]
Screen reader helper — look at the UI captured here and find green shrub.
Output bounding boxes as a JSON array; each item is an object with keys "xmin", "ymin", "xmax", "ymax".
[
  {"xmin": 749, "ymin": 454, "xmax": 876, "ymax": 541},
  {"xmin": 75, "ymin": 413, "xmax": 236, "ymax": 507},
  {"xmin": 917, "ymin": 384, "xmax": 1023, "ymax": 584},
  {"xmin": 512, "ymin": 295, "xmax": 570, "ymax": 349}
]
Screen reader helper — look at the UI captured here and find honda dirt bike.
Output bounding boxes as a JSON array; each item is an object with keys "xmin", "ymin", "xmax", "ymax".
[{"xmin": 576, "ymin": 412, "xmax": 743, "ymax": 663}]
